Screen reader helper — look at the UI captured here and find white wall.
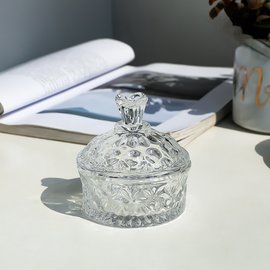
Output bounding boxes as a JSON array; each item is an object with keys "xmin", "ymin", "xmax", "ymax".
[
  {"xmin": 0, "ymin": 0, "xmax": 113, "ymax": 72},
  {"xmin": 112, "ymin": 0, "xmax": 238, "ymax": 67},
  {"xmin": 0, "ymin": 1, "xmax": 238, "ymax": 72}
]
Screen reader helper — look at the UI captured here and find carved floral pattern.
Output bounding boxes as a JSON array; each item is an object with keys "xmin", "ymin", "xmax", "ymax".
[{"xmin": 78, "ymin": 170, "xmax": 188, "ymax": 227}]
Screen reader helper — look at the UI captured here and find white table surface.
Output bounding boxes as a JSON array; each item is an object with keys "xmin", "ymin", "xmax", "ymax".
[{"xmin": 1, "ymin": 116, "xmax": 270, "ymax": 270}]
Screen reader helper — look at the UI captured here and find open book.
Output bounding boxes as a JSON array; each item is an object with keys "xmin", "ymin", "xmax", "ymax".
[{"xmin": 0, "ymin": 39, "xmax": 233, "ymax": 146}]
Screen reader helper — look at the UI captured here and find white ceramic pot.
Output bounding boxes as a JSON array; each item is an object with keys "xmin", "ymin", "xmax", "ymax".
[{"xmin": 233, "ymin": 43, "xmax": 270, "ymax": 133}]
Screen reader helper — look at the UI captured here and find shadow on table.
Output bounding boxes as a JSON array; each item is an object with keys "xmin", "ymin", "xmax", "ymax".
[
  {"xmin": 218, "ymin": 114, "xmax": 270, "ymax": 138},
  {"xmin": 217, "ymin": 115, "xmax": 267, "ymax": 135},
  {"xmin": 41, "ymin": 177, "xmax": 86, "ymax": 220},
  {"xmin": 255, "ymin": 139, "xmax": 270, "ymax": 169},
  {"xmin": 219, "ymin": 117, "xmax": 270, "ymax": 169}
]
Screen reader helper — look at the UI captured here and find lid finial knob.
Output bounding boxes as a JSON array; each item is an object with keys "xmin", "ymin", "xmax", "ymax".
[{"xmin": 115, "ymin": 92, "xmax": 148, "ymax": 126}]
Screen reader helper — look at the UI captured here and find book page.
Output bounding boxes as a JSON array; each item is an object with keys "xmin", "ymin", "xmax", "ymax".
[
  {"xmin": 0, "ymin": 66, "xmax": 136, "ymax": 123},
  {"xmin": 1, "ymin": 63, "xmax": 233, "ymax": 135},
  {"xmin": 0, "ymin": 39, "xmax": 134, "ymax": 115}
]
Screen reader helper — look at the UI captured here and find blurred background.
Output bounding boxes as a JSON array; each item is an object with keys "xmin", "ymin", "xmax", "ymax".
[{"xmin": 0, "ymin": 0, "xmax": 237, "ymax": 72}]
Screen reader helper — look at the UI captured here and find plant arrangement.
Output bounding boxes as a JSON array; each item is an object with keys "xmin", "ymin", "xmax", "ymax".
[{"xmin": 209, "ymin": 0, "xmax": 270, "ymax": 40}]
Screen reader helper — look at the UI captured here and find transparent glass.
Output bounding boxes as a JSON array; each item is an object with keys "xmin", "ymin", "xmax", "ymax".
[{"xmin": 77, "ymin": 92, "xmax": 191, "ymax": 228}]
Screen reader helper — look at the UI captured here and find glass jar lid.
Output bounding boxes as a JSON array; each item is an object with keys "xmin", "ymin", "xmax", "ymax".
[{"xmin": 77, "ymin": 92, "xmax": 191, "ymax": 179}]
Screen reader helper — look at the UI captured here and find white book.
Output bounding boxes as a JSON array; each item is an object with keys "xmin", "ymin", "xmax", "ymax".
[{"xmin": 0, "ymin": 39, "xmax": 233, "ymax": 146}]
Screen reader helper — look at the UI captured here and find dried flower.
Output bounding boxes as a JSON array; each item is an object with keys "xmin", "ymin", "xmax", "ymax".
[{"xmin": 209, "ymin": 0, "xmax": 270, "ymax": 40}]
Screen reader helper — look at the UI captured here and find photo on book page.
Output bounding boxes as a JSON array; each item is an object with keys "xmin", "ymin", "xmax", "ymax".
[
  {"xmin": 39, "ymin": 88, "xmax": 194, "ymax": 127},
  {"xmin": 96, "ymin": 71, "xmax": 227, "ymax": 100},
  {"xmin": 38, "ymin": 71, "xmax": 227, "ymax": 127}
]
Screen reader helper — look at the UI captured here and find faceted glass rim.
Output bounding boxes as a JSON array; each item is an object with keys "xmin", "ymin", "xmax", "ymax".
[{"xmin": 77, "ymin": 159, "xmax": 191, "ymax": 182}]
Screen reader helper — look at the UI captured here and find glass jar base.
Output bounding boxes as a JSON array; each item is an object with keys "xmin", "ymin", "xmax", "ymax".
[{"xmin": 82, "ymin": 203, "xmax": 186, "ymax": 228}]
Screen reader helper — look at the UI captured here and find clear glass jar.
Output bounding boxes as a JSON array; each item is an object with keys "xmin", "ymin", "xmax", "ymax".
[{"xmin": 77, "ymin": 92, "xmax": 191, "ymax": 228}]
